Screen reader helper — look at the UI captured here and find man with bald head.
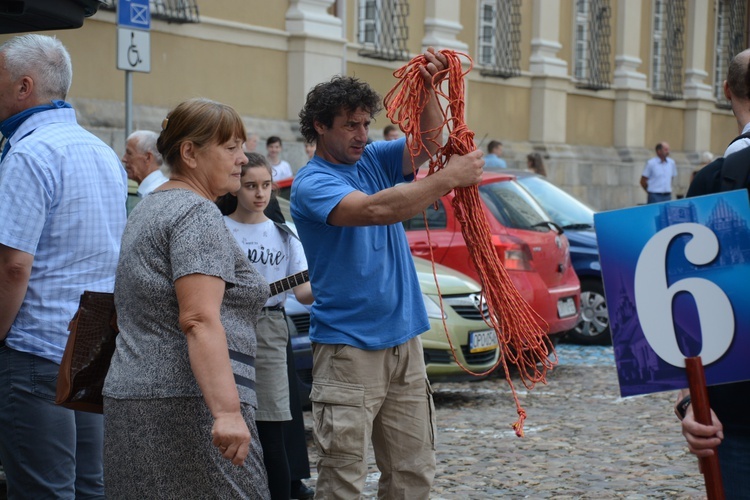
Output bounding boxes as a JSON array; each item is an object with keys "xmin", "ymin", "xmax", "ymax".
[
  {"xmin": 722, "ymin": 48, "xmax": 750, "ymax": 156},
  {"xmin": 640, "ymin": 141, "xmax": 676, "ymax": 203},
  {"xmin": 679, "ymin": 48, "xmax": 750, "ymax": 498},
  {"xmin": 122, "ymin": 129, "xmax": 168, "ymax": 197}
]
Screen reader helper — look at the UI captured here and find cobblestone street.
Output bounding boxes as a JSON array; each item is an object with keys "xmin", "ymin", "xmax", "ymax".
[{"xmin": 303, "ymin": 344, "xmax": 709, "ymax": 499}]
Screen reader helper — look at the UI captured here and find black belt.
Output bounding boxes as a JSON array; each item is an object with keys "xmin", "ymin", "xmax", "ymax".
[
  {"xmin": 262, "ymin": 304, "xmax": 284, "ymax": 311},
  {"xmin": 650, "ymin": 192, "xmax": 671, "ymax": 196}
]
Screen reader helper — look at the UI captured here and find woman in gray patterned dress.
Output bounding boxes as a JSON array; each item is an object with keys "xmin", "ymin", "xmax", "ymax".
[{"xmin": 102, "ymin": 98, "xmax": 271, "ymax": 499}]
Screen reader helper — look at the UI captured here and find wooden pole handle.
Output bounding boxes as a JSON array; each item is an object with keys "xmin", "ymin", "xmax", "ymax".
[{"xmin": 685, "ymin": 356, "xmax": 725, "ymax": 500}]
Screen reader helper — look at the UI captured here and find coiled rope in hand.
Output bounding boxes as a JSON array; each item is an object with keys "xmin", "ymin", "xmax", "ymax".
[{"xmin": 384, "ymin": 50, "xmax": 556, "ymax": 437}]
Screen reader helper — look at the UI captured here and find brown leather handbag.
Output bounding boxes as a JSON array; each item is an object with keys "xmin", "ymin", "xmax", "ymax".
[{"xmin": 55, "ymin": 291, "xmax": 118, "ymax": 414}]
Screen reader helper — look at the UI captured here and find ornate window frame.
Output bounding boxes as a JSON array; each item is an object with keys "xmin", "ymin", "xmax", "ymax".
[
  {"xmin": 477, "ymin": 0, "xmax": 522, "ymax": 79},
  {"xmin": 357, "ymin": 0, "xmax": 410, "ymax": 62},
  {"xmin": 714, "ymin": 0, "xmax": 747, "ymax": 109},
  {"xmin": 572, "ymin": 0, "xmax": 612, "ymax": 90},
  {"xmin": 651, "ymin": 0, "xmax": 685, "ymax": 101}
]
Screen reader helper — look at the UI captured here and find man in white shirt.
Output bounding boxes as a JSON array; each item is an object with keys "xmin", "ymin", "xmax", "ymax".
[
  {"xmin": 640, "ymin": 141, "xmax": 676, "ymax": 204},
  {"xmin": 245, "ymin": 132, "xmax": 259, "ymax": 153},
  {"xmin": 122, "ymin": 130, "xmax": 168, "ymax": 197}
]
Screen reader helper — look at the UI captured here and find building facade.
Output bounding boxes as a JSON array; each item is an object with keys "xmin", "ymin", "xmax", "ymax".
[{"xmin": 2, "ymin": 0, "xmax": 747, "ymax": 210}]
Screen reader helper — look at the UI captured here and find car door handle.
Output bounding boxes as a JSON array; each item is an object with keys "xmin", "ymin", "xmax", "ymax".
[{"xmin": 410, "ymin": 242, "xmax": 438, "ymax": 255}]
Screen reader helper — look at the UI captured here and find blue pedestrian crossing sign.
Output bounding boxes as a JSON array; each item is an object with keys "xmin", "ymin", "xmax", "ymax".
[{"xmin": 117, "ymin": 0, "xmax": 150, "ymax": 30}]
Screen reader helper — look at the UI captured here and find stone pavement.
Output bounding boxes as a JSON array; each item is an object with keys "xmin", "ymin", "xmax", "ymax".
[{"xmin": 302, "ymin": 344, "xmax": 709, "ymax": 499}]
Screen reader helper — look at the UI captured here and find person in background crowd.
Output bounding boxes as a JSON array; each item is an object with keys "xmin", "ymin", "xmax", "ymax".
[
  {"xmin": 383, "ymin": 123, "xmax": 400, "ymax": 141},
  {"xmin": 484, "ymin": 140, "xmax": 507, "ymax": 170},
  {"xmin": 245, "ymin": 132, "xmax": 259, "ymax": 153},
  {"xmin": 680, "ymin": 47, "xmax": 750, "ymax": 499},
  {"xmin": 527, "ymin": 152, "xmax": 547, "ymax": 177},
  {"xmin": 690, "ymin": 151, "xmax": 714, "ymax": 184},
  {"xmin": 0, "ymin": 34, "xmax": 127, "ymax": 499},
  {"xmin": 102, "ymin": 98, "xmax": 270, "ymax": 499},
  {"xmin": 700, "ymin": 151, "xmax": 715, "ymax": 165},
  {"xmin": 218, "ymin": 152, "xmax": 314, "ymax": 499},
  {"xmin": 294, "ymin": 140, "xmax": 316, "ymax": 176},
  {"xmin": 722, "ymin": 49, "xmax": 750, "ymax": 158},
  {"xmin": 304, "ymin": 140, "xmax": 316, "ymax": 161},
  {"xmin": 122, "ymin": 129, "xmax": 168, "ymax": 197},
  {"xmin": 266, "ymin": 135, "xmax": 293, "ymax": 182},
  {"xmin": 291, "ymin": 47, "xmax": 484, "ymax": 498},
  {"xmin": 640, "ymin": 142, "xmax": 676, "ymax": 204}
]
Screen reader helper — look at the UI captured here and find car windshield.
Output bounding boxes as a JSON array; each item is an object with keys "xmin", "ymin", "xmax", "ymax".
[
  {"xmin": 516, "ymin": 176, "xmax": 595, "ymax": 229},
  {"xmin": 479, "ymin": 180, "xmax": 551, "ymax": 231}
]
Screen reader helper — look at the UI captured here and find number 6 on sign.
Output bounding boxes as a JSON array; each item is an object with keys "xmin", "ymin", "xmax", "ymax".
[{"xmin": 634, "ymin": 223, "xmax": 734, "ymax": 368}]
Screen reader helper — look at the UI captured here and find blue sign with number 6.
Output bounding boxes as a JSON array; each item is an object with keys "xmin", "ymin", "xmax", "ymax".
[{"xmin": 595, "ymin": 190, "xmax": 750, "ymax": 397}]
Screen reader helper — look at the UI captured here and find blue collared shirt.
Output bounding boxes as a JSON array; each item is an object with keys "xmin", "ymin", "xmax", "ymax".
[{"xmin": 0, "ymin": 107, "xmax": 127, "ymax": 364}]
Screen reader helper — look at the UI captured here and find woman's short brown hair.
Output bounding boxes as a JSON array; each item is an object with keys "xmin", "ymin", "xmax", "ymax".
[{"xmin": 157, "ymin": 98, "xmax": 247, "ymax": 172}]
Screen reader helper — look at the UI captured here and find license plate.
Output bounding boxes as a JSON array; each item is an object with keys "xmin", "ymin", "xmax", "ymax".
[
  {"xmin": 557, "ymin": 297, "xmax": 577, "ymax": 318},
  {"xmin": 469, "ymin": 329, "xmax": 498, "ymax": 353}
]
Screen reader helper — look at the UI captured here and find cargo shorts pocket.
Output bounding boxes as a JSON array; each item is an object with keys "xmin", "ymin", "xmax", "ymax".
[{"xmin": 311, "ymin": 380, "xmax": 366, "ymax": 468}]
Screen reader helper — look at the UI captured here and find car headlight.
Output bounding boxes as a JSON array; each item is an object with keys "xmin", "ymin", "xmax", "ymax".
[{"xmin": 422, "ymin": 293, "xmax": 446, "ymax": 319}]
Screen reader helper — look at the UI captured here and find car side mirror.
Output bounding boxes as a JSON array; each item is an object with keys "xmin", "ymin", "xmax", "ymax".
[{"xmin": 0, "ymin": 0, "xmax": 102, "ymax": 34}]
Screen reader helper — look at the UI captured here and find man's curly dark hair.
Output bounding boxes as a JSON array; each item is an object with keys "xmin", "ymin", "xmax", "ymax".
[{"xmin": 298, "ymin": 76, "xmax": 383, "ymax": 143}]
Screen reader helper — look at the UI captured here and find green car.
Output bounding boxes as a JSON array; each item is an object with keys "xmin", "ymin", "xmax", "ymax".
[{"xmin": 413, "ymin": 255, "xmax": 500, "ymax": 382}]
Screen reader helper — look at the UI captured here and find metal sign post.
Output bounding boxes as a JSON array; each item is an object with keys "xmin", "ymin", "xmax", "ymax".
[{"xmin": 116, "ymin": 0, "xmax": 151, "ymax": 139}]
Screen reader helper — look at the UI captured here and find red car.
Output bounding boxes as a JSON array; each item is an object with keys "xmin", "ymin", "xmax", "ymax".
[
  {"xmin": 403, "ymin": 170, "xmax": 581, "ymax": 340},
  {"xmin": 276, "ymin": 176, "xmax": 294, "ymax": 200}
]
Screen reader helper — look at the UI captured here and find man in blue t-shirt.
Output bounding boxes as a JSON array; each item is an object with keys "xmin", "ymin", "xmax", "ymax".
[{"xmin": 291, "ymin": 48, "xmax": 484, "ymax": 499}]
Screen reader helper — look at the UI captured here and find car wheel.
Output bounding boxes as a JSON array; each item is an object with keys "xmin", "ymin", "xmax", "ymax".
[{"xmin": 567, "ymin": 279, "xmax": 610, "ymax": 345}]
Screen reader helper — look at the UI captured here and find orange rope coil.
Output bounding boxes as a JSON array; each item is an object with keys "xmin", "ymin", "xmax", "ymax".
[{"xmin": 385, "ymin": 50, "xmax": 557, "ymax": 437}]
